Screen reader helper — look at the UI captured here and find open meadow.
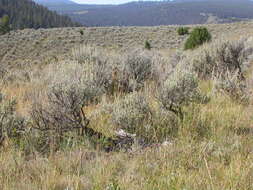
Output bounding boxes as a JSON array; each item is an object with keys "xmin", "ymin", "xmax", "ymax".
[{"xmin": 0, "ymin": 21, "xmax": 253, "ymax": 190}]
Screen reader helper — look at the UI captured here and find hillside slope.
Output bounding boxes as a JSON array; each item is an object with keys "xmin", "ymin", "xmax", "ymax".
[
  {"xmin": 1, "ymin": 21, "xmax": 253, "ymax": 67},
  {"xmin": 43, "ymin": 0, "xmax": 253, "ymax": 26},
  {"xmin": 0, "ymin": 0, "xmax": 79, "ymax": 30}
]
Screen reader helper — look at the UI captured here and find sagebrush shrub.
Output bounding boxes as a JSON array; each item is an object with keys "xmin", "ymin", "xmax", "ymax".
[
  {"xmin": 158, "ymin": 65, "xmax": 206, "ymax": 120},
  {"xmin": 72, "ymin": 45, "xmax": 107, "ymax": 64},
  {"xmin": 31, "ymin": 81, "xmax": 97, "ymax": 131},
  {"xmin": 120, "ymin": 49, "xmax": 155, "ymax": 91},
  {"xmin": 93, "ymin": 92, "xmax": 178, "ymax": 143},
  {"xmin": 214, "ymin": 40, "xmax": 253, "ymax": 79},
  {"xmin": 184, "ymin": 27, "xmax": 211, "ymax": 50},
  {"xmin": 110, "ymin": 92, "xmax": 151, "ymax": 134},
  {"xmin": 191, "ymin": 39, "xmax": 253, "ymax": 79},
  {"xmin": 177, "ymin": 27, "xmax": 189, "ymax": 36},
  {"xmin": 190, "ymin": 48, "xmax": 215, "ymax": 79},
  {"xmin": 30, "ymin": 66, "xmax": 105, "ymax": 152},
  {"xmin": 30, "ymin": 61, "xmax": 108, "ymax": 98},
  {"xmin": 189, "ymin": 39, "xmax": 253, "ymax": 103},
  {"xmin": 72, "ymin": 45, "xmax": 164, "ymax": 93},
  {"xmin": 213, "ymin": 70, "xmax": 249, "ymax": 103},
  {"xmin": 73, "ymin": 46, "xmax": 118, "ymax": 94},
  {"xmin": 72, "ymin": 45, "xmax": 124, "ymax": 94}
]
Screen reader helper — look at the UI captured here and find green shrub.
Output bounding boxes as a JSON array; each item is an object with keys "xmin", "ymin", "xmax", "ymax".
[
  {"xmin": 184, "ymin": 27, "xmax": 211, "ymax": 50},
  {"xmin": 144, "ymin": 40, "xmax": 151, "ymax": 50},
  {"xmin": 0, "ymin": 15, "xmax": 11, "ymax": 35},
  {"xmin": 177, "ymin": 27, "xmax": 189, "ymax": 35},
  {"xmin": 79, "ymin": 30, "xmax": 84, "ymax": 35}
]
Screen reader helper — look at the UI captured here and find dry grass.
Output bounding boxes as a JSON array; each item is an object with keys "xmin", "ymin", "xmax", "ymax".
[{"xmin": 1, "ymin": 112, "xmax": 253, "ymax": 190}]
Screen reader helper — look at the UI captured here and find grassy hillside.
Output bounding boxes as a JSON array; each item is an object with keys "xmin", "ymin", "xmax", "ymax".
[{"xmin": 0, "ymin": 21, "xmax": 253, "ymax": 189}]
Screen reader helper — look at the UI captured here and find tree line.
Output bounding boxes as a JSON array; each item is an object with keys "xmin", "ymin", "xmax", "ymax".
[{"xmin": 0, "ymin": 0, "xmax": 80, "ymax": 30}]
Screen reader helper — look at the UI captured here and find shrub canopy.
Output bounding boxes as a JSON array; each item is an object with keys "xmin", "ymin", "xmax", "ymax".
[
  {"xmin": 144, "ymin": 40, "xmax": 151, "ymax": 50},
  {"xmin": 177, "ymin": 27, "xmax": 189, "ymax": 35},
  {"xmin": 184, "ymin": 27, "xmax": 211, "ymax": 50}
]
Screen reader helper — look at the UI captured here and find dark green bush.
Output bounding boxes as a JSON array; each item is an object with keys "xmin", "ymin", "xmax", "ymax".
[
  {"xmin": 79, "ymin": 30, "xmax": 84, "ymax": 35},
  {"xmin": 177, "ymin": 27, "xmax": 189, "ymax": 35},
  {"xmin": 0, "ymin": 15, "xmax": 11, "ymax": 35},
  {"xmin": 144, "ymin": 40, "xmax": 151, "ymax": 50},
  {"xmin": 184, "ymin": 27, "xmax": 211, "ymax": 50}
]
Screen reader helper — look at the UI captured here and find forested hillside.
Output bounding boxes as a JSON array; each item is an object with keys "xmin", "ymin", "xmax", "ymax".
[
  {"xmin": 0, "ymin": 0, "xmax": 79, "ymax": 30},
  {"xmin": 42, "ymin": 0, "xmax": 253, "ymax": 26}
]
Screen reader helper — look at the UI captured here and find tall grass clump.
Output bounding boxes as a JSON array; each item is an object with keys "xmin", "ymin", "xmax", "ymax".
[
  {"xmin": 184, "ymin": 27, "xmax": 211, "ymax": 50},
  {"xmin": 0, "ymin": 93, "xmax": 26, "ymax": 147},
  {"xmin": 177, "ymin": 27, "xmax": 189, "ymax": 36}
]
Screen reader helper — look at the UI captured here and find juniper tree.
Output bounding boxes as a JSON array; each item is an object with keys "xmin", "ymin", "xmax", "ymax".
[{"xmin": 0, "ymin": 15, "xmax": 11, "ymax": 35}]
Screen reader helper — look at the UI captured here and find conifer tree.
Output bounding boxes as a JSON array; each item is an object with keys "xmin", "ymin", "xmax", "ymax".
[{"xmin": 0, "ymin": 15, "xmax": 10, "ymax": 35}]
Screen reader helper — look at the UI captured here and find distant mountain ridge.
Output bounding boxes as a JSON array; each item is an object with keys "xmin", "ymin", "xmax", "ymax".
[
  {"xmin": 35, "ymin": 0, "xmax": 253, "ymax": 27},
  {"xmin": 34, "ymin": 0, "xmax": 76, "ymax": 6}
]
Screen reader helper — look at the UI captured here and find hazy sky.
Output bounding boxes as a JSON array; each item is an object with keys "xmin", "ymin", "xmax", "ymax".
[{"xmin": 72, "ymin": 0, "xmax": 156, "ymax": 4}]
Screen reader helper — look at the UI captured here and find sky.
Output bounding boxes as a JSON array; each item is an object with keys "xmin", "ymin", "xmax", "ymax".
[{"xmin": 71, "ymin": 0, "xmax": 159, "ymax": 4}]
